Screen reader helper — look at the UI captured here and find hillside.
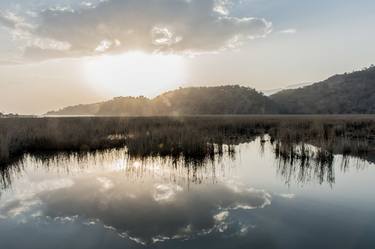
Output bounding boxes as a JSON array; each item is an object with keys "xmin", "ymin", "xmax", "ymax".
[
  {"xmin": 47, "ymin": 97, "xmax": 152, "ymax": 116},
  {"xmin": 46, "ymin": 86, "xmax": 280, "ymax": 116},
  {"xmin": 271, "ymin": 67, "xmax": 375, "ymax": 114},
  {"xmin": 153, "ymin": 86, "xmax": 280, "ymax": 115},
  {"xmin": 46, "ymin": 67, "xmax": 375, "ymax": 116},
  {"xmin": 47, "ymin": 103, "xmax": 101, "ymax": 116}
]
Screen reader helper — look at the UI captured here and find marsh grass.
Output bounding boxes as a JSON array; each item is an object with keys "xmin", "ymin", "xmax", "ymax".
[
  {"xmin": 0, "ymin": 116, "xmax": 263, "ymax": 166},
  {"xmin": 0, "ymin": 116, "xmax": 374, "ymax": 168}
]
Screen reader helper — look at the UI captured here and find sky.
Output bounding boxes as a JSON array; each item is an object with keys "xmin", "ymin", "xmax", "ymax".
[{"xmin": 0, "ymin": 0, "xmax": 375, "ymax": 114}]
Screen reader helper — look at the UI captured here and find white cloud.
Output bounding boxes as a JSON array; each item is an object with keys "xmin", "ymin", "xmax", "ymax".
[
  {"xmin": 0, "ymin": 0, "xmax": 272, "ymax": 60},
  {"xmin": 0, "ymin": 11, "xmax": 33, "ymax": 30},
  {"xmin": 151, "ymin": 26, "xmax": 182, "ymax": 46},
  {"xmin": 95, "ymin": 39, "xmax": 113, "ymax": 52},
  {"xmin": 213, "ymin": 0, "xmax": 231, "ymax": 15},
  {"xmin": 0, "ymin": 10, "xmax": 71, "ymax": 61}
]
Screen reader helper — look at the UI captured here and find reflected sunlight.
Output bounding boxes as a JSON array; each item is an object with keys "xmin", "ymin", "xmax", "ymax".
[{"xmin": 83, "ymin": 52, "xmax": 187, "ymax": 97}]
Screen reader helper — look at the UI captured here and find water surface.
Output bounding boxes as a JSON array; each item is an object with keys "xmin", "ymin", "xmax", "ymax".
[{"xmin": 1, "ymin": 138, "xmax": 375, "ymax": 249}]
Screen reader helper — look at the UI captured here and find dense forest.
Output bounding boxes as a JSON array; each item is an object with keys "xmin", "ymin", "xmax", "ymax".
[{"xmin": 47, "ymin": 67, "xmax": 375, "ymax": 116}]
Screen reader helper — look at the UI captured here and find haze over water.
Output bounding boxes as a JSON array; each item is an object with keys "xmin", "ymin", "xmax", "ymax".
[{"xmin": 1, "ymin": 138, "xmax": 375, "ymax": 249}]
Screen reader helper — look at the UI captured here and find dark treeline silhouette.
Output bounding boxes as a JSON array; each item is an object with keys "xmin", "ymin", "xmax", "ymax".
[{"xmin": 47, "ymin": 67, "xmax": 375, "ymax": 116}]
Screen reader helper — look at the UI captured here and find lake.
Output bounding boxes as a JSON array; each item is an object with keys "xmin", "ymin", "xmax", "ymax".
[{"xmin": 1, "ymin": 137, "xmax": 375, "ymax": 249}]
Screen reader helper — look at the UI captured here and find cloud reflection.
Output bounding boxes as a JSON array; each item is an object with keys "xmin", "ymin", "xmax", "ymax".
[
  {"xmin": 0, "ymin": 178, "xmax": 73, "ymax": 219},
  {"xmin": 36, "ymin": 175, "xmax": 271, "ymax": 244},
  {"xmin": 0, "ymin": 164, "xmax": 271, "ymax": 245}
]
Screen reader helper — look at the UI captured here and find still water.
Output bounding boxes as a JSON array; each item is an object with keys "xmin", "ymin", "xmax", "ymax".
[{"xmin": 1, "ymin": 138, "xmax": 375, "ymax": 249}]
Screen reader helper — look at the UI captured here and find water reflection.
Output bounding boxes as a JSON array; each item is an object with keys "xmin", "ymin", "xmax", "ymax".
[
  {"xmin": 39, "ymin": 181, "xmax": 270, "ymax": 244},
  {"xmin": 1, "ymin": 137, "xmax": 375, "ymax": 248},
  {"xmin": 271, "ymin": 142, "xmax": 370, "ymax": 186},
  {"xmin": 0, "ymin": 149, "xmax": 271, "ymax": 245},
  {"xmin": 0, "ymin": 138, "xmax": 373, "ymax": 192}
]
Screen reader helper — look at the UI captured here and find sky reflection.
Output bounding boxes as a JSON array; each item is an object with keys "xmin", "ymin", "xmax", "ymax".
[
  {"xmin": 1, "ymin": 138, "xmax": 375, "ymax": 248},
  {"xmin": 0, "ymin": 155, "xmax": 271, "ymax": 245}
]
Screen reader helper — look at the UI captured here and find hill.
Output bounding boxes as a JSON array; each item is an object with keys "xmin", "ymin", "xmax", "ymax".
[
  {"xmin": 46, "ymin": 67, "xmax": 375, "ymax": 116},
  {"xmin": 47, "ymin": 97, "xmax": 152, "ymax": 116},
  {"xmin": 152, "ymin": 86, "xmax": 280, "ymax": 115},
  {"xmin": 271, "ymin": 66, "xmax": 375, "ymax": 114},
  {"xmin": 261, "ymin": 82, "xmax": 312, "ymax": 96},
  {"xmin": 47, "ymin": 85, "xmax": 281, "ymax": 116}
]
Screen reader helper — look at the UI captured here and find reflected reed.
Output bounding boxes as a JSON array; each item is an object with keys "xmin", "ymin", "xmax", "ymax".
[
  {"xmin": 0, "ymin": 144, "xmax": 239, "ymax": 192},
  {"xmin": 0, "ymin": 138, "xmax": 373, "ymax": 192}
]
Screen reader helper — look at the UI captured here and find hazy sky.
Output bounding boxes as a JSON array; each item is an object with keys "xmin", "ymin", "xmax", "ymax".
[{"xmin": 1, "ymin": 0, "xmax": 375, "ymax": 114}]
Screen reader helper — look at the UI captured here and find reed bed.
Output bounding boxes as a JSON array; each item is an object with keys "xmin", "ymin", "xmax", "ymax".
[{"xmin": 0, "ymin": 115, "xmax": 374, "ymax": 167}]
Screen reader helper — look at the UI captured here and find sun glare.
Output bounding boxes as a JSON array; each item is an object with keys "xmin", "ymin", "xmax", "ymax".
[{"xmin": 84, "ymin": 51, "xmax": 187, "ymax": 97}]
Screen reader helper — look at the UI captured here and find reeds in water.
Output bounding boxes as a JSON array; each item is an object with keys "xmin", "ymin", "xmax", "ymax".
[{"xmin": 0, "ymin": 115, "xmax": 374, "ymax": 167}]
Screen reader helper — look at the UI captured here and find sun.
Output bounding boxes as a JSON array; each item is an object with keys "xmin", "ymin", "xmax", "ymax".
[{"xmin": 83, "ymin": 51, "xmax": 187, "ymax": 97}]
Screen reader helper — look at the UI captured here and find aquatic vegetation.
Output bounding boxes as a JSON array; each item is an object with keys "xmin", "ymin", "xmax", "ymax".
[{"xmin": 0, "ymin": 116, "xmax": 374, "ymax": 168}]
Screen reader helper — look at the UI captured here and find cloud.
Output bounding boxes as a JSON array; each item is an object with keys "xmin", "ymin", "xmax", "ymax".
[
  {"xmin": 0, "ymin": 11, "xmax": 32, "ymax": 30},
  {"xmin": 0, "ymin": 0, "xmax": 272, "ymax": 60},
  {"xmin": 0, "ymin": 10, "xmax": 71, "ymax": 61},
  {"xmin": 279, "ymin": 28, "xmax": 297, "ymax": 34}
]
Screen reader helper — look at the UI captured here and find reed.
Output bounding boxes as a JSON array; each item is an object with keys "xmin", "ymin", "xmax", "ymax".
[{"xmin": 0, "ymin": 115, "xmax": 374, "ymax": 167}]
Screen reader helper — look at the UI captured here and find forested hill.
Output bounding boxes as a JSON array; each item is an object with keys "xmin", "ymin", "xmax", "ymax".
[
  {"xmin": 46, "ymin": 85, "xmax": 281, "ymax": 116},
  {"xmin": 46, "ymin": 67, "xmax": 375, "ymax": 115},
  {"xmin": 271, "ymin": 66, "xmax": 375, "ymax": 114},
  {"xmin": 152, "ymin": 86, "xmax": 280, "ymax": 115},
  {"xmin": 46, "ymin": 97, "xmax": 153, "ymax": 116}
]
